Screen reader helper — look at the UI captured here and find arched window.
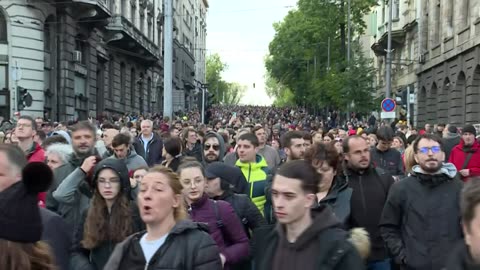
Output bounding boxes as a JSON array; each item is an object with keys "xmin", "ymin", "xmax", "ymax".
[
  {"xmin": 130, "ymin": 68, "xmax": 136, "ymax": 109},
  {"xmin": 120, "ymin": 62, "xmax": 126, "ymax": 105},
  {"xmin": 0, "ymin": 10, "xmax": 7, "ymax": 42},
  {"xmin": 147, "ymin": 77, "xmax": 152, "ymax": 112}
]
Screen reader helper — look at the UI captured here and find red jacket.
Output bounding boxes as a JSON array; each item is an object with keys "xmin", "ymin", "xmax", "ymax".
[
  {"xmin": 448, "ymin": 139, "xmax": 480, "ymax": 181},
  {"xmin": 26, "ymin": 143, "xmax": 47, "ymax": 206}
]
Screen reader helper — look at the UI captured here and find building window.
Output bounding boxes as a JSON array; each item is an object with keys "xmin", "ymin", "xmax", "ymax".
[
  {"xmin": 461, "ymin": 0, "xmax": 469, "ymax": 28},
  {"xmin": 131, "ymin": 1, "xmax": 136, "ymax": 26},
  {"xmin": 130, "ymin": 68, "xmax": 136, "ymax": 108},
  {"xmin": 74, "ymin": 75, "xmax": 87, "ymax": 96},
  {"xmin": 121, "ymin": 0, "xmax": 127, "ymax": 16},
  {"xmin": 120, "ymin": 62, "xmax": 126, "ymax": 105},
  {"xmin": 140, "ymin": 12, "xmax": 145, "ymax": 33},
  {"xmin": 148, "ymin": 18, "xmax": 152, "ymax": 39},
  {"xmin": 0, "ymin": 11, "xmax": 6, "ymax": 43},
  {"xmin": 0, "ymin": 65, "xmax": 7, "ymax": 90},
  {"xmin": 75, "ymin": 36, "xmax": 87, "ymax": 65},
  {"xmin": 44, "ymin": 19, "xmax": 52, "ymax": 52},
  {"xmin": 393, "ymin": 0, "xmax": 400, "ymax": 20},
  {"xmin": 109, "ymin": 57, "xmax": 115, "ymax": 98},
  {"xmin": 434, "ymin": 1, "xmax": 441, "ymax": 44}
]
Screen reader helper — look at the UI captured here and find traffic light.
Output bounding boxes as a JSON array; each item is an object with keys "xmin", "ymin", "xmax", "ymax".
[
  {"xmin": 395, "ymin": 89, "xmax": 408, "ymax": 121},
  {"xmin": 206, "ymin": 92, "xmax": 215, "ymax": 108},
  {"xmin": 17, "ymin": 86, "xmax": 33, "ymax": 111}
]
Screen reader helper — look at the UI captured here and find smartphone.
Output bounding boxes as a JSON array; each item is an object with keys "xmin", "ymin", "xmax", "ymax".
[{"xmin": 233, "ymin": 112, "xmax": 237, "ymax": 118}]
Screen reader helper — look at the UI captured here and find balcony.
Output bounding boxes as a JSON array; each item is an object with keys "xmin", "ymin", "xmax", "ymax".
[
  {"xmin": 65, "ymin": 0, "xmax": 111, "ymax": 20},
  {"xmin": 106, "ymin": 16, "xmax": 160, "ymax": 64},
  {"xmin": 371, "ymin": 27, "xmax": 406, "ymax": 56}
]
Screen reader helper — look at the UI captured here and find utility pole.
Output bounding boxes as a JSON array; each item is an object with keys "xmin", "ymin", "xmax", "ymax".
[
  {"xmin": 385, "ymin": 0, "xmax": 393, "ymax": 99},
  {"xmin": 163, "ymin": 0, "xmax": 173, "ymax": 118},
  {"xmin": 201, "ymin": 85, "xmax": 205, "ymax": 124},
  {"xmin": 327, "ymin": 37, "xmax": 331, "ymax": 70},
  {"xmin": 347, "ymin": 0, "xmax": 351, "ymax": 64}
]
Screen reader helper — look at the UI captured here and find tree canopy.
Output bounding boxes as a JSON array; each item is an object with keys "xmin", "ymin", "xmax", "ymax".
[
  {"xmin": 266, "ymin": 0, "xmax": 378, "ymax": 113},
  {"xmin": 206, "ymin": 53, "xmax": 246, "ymax": 105}
]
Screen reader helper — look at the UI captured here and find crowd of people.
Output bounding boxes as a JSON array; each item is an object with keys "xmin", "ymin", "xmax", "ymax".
[{"xmin": 0, "ymin": 105, "xmax": 480, "ymax": 270}]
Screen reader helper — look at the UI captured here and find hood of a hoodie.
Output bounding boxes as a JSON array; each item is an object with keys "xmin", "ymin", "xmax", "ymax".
[
  {"xmin": 202, "ymin": 131, "xmax": 226, "ymax": 163},
  {"xmin": 93, "ymin": 158, "xmax": 131, "ymax": 198},
  {"xmin": 235, "ymin": 154, "xmax": 269, "ymax": 170},
  {"xmin": 276, "ymin": 204, "xmax": 341, "ymax": 250},
  {"xmin": 412, "ymin": 162, "xmax": 458, "ymax": 187}
]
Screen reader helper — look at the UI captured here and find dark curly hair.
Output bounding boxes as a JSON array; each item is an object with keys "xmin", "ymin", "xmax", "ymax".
[{"xmin": 304, "ymin": 142, "xmax": 341, "ymax": 174}]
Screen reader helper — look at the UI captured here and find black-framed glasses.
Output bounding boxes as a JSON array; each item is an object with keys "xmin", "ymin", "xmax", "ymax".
[
  {"xmin": 418, "ymin": 146, "xmax": 441, "ymax": 154},
  {"xmin": 204, "ymin": 144, "xmax": 220, "ymax": 151}
]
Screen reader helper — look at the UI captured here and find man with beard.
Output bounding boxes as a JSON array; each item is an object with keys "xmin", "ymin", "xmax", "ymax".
[
  {"xmin": 46, "ymin": 121, "xmax": 98, "ymax": 240},
  {"xmin": 380, "ymin": 134, "xmax": 463, "ymax": 270},
  {"xmin": 281, "ymin": 131, "xmax": 306, "ymax": 162},
  {"xmin": 338, "ymin": 136, "xmax": 394, "ymax": 270},
  {"xmin": 253, "ymin": 126, "xmax": 281, "ymax": 170},
  {"xmin": 202, "ymin": 131, "xmax": 226, "ymax": 165}
]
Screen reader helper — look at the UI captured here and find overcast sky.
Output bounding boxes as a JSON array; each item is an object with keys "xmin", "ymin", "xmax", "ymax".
[{"xmin": 206, "ymin": 0, "xmax": 297, "ymax": 105}]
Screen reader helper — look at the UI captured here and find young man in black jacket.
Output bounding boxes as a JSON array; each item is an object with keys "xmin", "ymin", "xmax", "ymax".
[
  {"xmin": 380, "ymin": 134, "xmax": 463, "ymax": 270},
  {"xmin": 252, "ymin": 160, "xmax": 365, "ymax": 270}
]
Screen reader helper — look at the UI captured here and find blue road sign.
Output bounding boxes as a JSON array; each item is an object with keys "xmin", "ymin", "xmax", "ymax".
[{"xmin": 381, "ymin": 98, "xmax": 396, "ymax": 112}]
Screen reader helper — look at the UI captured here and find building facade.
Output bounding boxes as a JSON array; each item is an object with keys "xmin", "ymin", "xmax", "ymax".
[
  {"xmin": 371, "ymin": 0, "xmax": 420, "ymax": 124},
  {"xmin": 416, "ymin": 0, "xmax": 480, "ymax": 126},
  {"xmin": 0, "ymin": 0, "xmax": 206, "ymax": 121}
]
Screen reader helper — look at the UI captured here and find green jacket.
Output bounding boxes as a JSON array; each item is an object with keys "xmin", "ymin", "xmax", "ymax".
[{"xmin": 236, "ymin": 155, "xmax": 271, "ymax": 219}]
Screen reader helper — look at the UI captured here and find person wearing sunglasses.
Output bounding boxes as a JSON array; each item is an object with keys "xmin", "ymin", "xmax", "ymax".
[
  {"xmin": 380, "ymin": 133, "xmax": 463, "ymax": 270},
  {"xmin": 202, "ymin": 131, "xmax": 226, "ymax": 165}
]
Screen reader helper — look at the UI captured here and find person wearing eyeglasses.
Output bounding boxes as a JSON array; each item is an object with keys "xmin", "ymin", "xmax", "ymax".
[
  {"xmin": 71, "ymin": 158, "xmax": 144, "ymax": 270},
  {"xmin": 202, "ymin": 131, "xmax": 226, "ymax": 165},
  {"xmin": 380, "ymin": 134, "xmax": 463, "ymax": 270}
]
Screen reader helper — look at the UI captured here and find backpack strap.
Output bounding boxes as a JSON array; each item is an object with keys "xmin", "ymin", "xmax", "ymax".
[{"xmin": 212, "ymin": 200, "xmax": 224, "ymax": 228}]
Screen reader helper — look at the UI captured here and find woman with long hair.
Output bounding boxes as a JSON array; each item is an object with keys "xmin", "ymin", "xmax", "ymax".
[
  {"xmin": 71, "ymin": 159, "xmax": 143, "ymax": 270},
  {"xmin": 177, "ymin": 161, "xmax": 249, "ymax": 270},
  {"xmin": 305, "ymin": 142, "xmax": 353, "ymax": 224},
  {"xmin": 104, "ymin": 165, "xmax": 222, "ymax": 269},
  {"xmin": 162, "ymin": 136, "xmax": 183, "ymax": 172}
]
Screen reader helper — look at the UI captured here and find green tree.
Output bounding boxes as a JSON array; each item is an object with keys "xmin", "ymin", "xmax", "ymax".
[
  {"xmin": 206, "ymin": 53, "xmax": 245, "ymax": 105},
  {"xmin": 266, "ymin": 0, "xmax": 378, "ymax": 111}
]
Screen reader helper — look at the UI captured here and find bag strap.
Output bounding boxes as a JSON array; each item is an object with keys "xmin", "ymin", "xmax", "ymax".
[
  {"xmin": 212, "ymin": 200, "xmax": 224, "ymax": 228},
  {"xmin": 462, "ymin": 152, "xmax": 474, "ymax": 170}
]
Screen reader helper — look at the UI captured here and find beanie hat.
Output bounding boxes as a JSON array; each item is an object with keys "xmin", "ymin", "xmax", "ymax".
[
  {"xmin": 463, "ymin": 125, "xmax": 477, "ymax": 136},
  {"xmin": 447, "ymin": 125, "xmax": 457, "ymax": 134},
  {"xmin": 0, "ymin": 162, "xmax": 53, "ymax": 243}
]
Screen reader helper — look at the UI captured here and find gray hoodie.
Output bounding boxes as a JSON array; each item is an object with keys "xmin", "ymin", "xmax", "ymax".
[
  {"xmin": 109, "ymin": 147, "xmax": 148, "ymax": 172},
  {"xmin": 202, "ymin": 132, "xmax": 226, "ymax": 164}
]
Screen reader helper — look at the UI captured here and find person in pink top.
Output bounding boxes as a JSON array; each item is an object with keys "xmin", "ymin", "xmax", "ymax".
[{"xmin": 15, "ymin": 116, "xmax": 47, "ymax": 206}]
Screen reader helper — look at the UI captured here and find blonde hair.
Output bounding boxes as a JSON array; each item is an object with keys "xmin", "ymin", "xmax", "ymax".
[
  {"xmin": 147, "ymin": 166, "xmax": 187, "ymax": 221},
  {"xmin": 0, "ymin": 240, "xmax": 55, "ymax": 270},
  {"xmin": 404, "ymin": 145, "xmax": 417, "ymax": 173}
]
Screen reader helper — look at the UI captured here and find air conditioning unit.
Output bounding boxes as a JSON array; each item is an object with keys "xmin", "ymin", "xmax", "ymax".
[{"xmin": 73, "ymin": 50, "xmax": 82, "ymax": 62}]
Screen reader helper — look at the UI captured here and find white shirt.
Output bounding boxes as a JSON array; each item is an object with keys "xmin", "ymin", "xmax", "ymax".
[{"xmin": 140, "ymin": 233, "xmax": 169, "ymax": 263}]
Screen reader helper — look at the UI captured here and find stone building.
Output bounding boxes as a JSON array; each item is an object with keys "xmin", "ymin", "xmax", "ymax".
[
  {"xmin": 0, "ymin": 0, "xmax": 206, "ymax": 121},
  {"xmin": 416, "ymin": 0, "xmax": 480, "ymax": 126}
]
